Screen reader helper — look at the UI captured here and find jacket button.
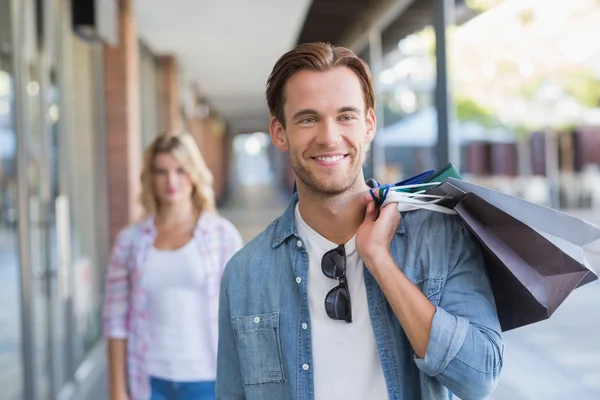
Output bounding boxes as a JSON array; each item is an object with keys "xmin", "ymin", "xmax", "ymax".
[
  {"xmin": 296, "ymin": 277, "xmax": 302, "ymax": 284},
  {"xmin": 296, "ymin": 240, "xmax": 303, "ymax": 248},
  {"xmin": 302, "ymin": 364, "xmax": 309, "ymax": 371},
  {"xmin": 253, "ymin": 317, "xmax": 260, "ymax": 324}
]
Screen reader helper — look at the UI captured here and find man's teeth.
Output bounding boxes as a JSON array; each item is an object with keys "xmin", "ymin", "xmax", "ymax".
[{"xmin": 316, "ymin": 155, "xmax": 344, "ymax": 162}]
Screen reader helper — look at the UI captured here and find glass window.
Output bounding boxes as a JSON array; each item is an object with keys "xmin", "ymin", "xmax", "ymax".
[
  {"xmin": 66, "ymin": 34, "xmax": 103, "ymax": 366},
  {"xmin": 0, "ymin": 54, "xmax": 24, "ymax": 400}
]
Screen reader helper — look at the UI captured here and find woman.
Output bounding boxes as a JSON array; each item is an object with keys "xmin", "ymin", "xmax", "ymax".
[{"xmin": 103, "ymin": 132, "xmax": 243, "ymax": 400}]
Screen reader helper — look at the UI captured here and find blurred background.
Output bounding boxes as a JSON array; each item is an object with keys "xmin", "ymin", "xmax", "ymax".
[{"xmin": 1, "ymin": 0, "xmax": 599, "ymax": 399}]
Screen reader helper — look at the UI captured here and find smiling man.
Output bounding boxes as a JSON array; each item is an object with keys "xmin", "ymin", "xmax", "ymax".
[{"xmin": 215, "ymin": 43, "xmax": 503, "ymax": 400}]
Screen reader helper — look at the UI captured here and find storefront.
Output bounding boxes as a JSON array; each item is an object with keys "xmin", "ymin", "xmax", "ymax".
[{"xmin": 0, "ymin": 0, "xmax": 113, "ymax": 398}]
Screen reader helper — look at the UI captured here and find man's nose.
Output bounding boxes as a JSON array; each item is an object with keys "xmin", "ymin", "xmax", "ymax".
[{"xmin": 315, "ymin": 118, "xmax": 342, "ymax": 146}]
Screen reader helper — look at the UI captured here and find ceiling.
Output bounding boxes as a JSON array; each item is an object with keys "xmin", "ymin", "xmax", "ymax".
[
  {"xmin": 298, "ymin": 0, "xmax": 476, "ymax": 57},
  {"xmin": 134, "ymin": 0, "xmax": 312, "ymax": 123},
  {"xmin": 296, "ymin": 0, "xmax": 392, "ymax": 47},
  {"xmin": 133, "ymin": 0, "xmax": 470, "ymax": 131}
]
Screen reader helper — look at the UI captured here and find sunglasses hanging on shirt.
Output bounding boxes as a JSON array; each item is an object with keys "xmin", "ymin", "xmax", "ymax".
[{"xmin": 321, "ymin": 244, "xmax": 352, "ymax": 323}]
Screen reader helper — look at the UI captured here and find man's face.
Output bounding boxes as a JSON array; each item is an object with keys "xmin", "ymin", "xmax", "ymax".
[{"xmin": 270, "ymin": 67, "xmax": 376, "ymax": 196}]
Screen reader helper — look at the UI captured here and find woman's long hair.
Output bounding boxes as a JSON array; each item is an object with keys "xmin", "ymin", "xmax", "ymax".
[{"xmin": 139, "ymin": 131, "xmax": 216, "ymax": 216}]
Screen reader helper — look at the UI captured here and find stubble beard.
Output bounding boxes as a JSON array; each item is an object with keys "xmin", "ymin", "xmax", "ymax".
[{"xmin": 290, "ymin": 149, "xmax": 364, "ymax": 197}]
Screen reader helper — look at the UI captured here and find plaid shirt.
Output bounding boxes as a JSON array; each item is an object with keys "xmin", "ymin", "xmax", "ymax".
[{"xmin": 102, "ymin": 211, "xmax": 243, "ymax": 400}]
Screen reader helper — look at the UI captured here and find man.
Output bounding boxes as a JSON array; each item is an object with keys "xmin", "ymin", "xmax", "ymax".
[{"xmin": 216, "ymin": 42, "xmax": 503, "ymax": 400}]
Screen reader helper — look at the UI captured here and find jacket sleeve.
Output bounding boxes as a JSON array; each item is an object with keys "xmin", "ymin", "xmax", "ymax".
[{"xmin": 414, "ymin": 223, "xmax": 504, "ymax": 399}]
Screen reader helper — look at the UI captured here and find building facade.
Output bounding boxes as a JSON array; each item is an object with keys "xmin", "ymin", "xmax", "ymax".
[{"xmin": 0, "ymin": 1, "xmax": 231, "ymax": 399}]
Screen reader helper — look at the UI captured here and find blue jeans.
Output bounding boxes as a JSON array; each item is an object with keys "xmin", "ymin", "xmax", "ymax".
[{"xmin": 150, "ymin": 376, "xmax": 215, "ymax": 400}]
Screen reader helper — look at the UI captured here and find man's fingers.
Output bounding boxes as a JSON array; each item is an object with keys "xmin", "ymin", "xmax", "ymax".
[
  {"xmin": 379, "ymin": 203, "xmax": 401, "ymax": 225},
  {"xmin": 364, "ymin": 199, "xmax": 378, "ymax": 222}
]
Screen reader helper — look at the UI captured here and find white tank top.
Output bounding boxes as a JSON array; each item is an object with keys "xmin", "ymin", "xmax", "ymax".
[{"xmin": 141, "ymin": 239, "xmax": 215, "ymax": 382}]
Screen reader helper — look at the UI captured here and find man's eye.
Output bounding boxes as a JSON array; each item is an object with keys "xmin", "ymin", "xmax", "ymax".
[
  {"xmin": 340, "ymin": 115, "xmax": 355, "ymax": 121},
  {"xmin": 300, "ymin": 117, "xmax": 317, "ymax": 124}
]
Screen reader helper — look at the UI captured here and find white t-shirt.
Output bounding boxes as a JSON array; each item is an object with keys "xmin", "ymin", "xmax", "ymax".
[
  {"xmin": 141, "ymin": 240, "xmax": 215, "ymax": 382},
  {"xmin": 295, "ymin": 204, "xmax": 388, "ymax": 400}
]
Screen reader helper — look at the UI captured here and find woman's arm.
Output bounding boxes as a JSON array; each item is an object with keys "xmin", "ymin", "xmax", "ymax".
[{"xmin": 108, "ymin": 339, "xmax": 129, "ymax": 400}]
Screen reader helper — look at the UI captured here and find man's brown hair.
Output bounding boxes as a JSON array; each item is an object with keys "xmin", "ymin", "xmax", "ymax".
[{"xmin": 266, "ymin": 42, "xmax": 375, "ymax": 127}]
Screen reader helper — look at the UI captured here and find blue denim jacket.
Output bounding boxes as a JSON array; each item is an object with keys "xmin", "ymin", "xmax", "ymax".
[{"xmin": 216, "ymin": 194, "xmax": 503, "ymax": 400}]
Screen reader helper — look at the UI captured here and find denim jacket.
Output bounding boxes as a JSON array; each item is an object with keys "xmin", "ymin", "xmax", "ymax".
[{"xmin": 216, "ymin": 194, "xmax": 503, "ymax": 400}]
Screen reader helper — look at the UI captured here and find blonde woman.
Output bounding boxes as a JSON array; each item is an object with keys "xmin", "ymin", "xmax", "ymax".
[{"xmin": 103, "ymin": 132, "xmax": 243, "ymax": 400}]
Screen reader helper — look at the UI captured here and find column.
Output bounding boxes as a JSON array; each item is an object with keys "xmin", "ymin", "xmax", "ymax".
[{"xmin": 103, "ymin": 0, "xmax": 142, "ymax": 243}]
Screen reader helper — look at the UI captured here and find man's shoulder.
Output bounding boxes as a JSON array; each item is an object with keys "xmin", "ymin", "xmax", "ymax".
[
  {"xmin": 223, "ymin": 217, "xmax": 282, "ymax": 275},
  {"xmin": 397, "ymin": 209, "xmax": 475, "ymax": 267},
  {"xmin": 401, "ymin": 208, "xmax": 466, "ymax": 239}
]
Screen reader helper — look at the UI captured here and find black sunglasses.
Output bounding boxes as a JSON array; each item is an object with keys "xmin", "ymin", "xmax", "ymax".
[{"xmin": 321, "ymin": 244, "xmax": 352, "ymax": 323}]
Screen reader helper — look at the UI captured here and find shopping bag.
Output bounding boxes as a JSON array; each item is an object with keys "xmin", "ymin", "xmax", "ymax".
[
  {"xmin": 447, "ymin": 187, "xmax": 595, "ymax": 330},
  {"xmin": 443, "ymin": 177, "xmax": 600, "ymax": 279},
  {"xmin": 377, "ymin": 167, "xmax": 600, "ymax": 330}
]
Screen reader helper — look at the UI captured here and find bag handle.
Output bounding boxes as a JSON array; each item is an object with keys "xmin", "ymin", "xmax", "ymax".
[{"xmin": 382, "ymin": 189, "xmax": 457, "ymax": 215}]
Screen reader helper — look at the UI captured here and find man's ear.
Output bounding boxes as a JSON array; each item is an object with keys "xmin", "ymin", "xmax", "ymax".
[
  {"xmin": 270, "ymin": 117, "xmax": 288, "ymax": 152},
  {"xmin": 365, "ymin": 108, "xmax": 377, "ymax": 144}
]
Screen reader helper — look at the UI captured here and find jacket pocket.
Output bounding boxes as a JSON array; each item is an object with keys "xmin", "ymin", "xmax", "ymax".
[{"xmin": 231, "ymin": 312, "xmax": 285, "ymax": 385}]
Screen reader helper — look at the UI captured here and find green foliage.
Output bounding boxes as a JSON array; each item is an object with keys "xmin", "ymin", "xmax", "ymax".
[
  {"xmin": 557, "ymin": 68, "xmax": 600, "ymax": 108},
  {"xmin": 455, "ymin": 97, "xmax": 502, "ymax": 128},
  {"xmin": 518, "ymin": 76, "xmax": 544, "ymax": 99}
]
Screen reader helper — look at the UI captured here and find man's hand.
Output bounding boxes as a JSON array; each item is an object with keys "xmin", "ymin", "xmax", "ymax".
[
  {"xmin": 356, "ymin": 192, "xmax": 401, "ymax": 272},
  {"xmin": 357, "ymin": 192, "xmax": 435, "ymax": 359}
]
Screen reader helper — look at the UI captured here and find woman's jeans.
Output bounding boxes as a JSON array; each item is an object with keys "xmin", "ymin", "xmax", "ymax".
[{"xmin": 150, "ymin": 376, "xmax": 215, "ymax": 400}]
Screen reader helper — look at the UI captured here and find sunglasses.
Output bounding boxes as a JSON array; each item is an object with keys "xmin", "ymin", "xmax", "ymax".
[{"xmin": 321, "ymin": 244, "xmax": 352, "ymax": 323}]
